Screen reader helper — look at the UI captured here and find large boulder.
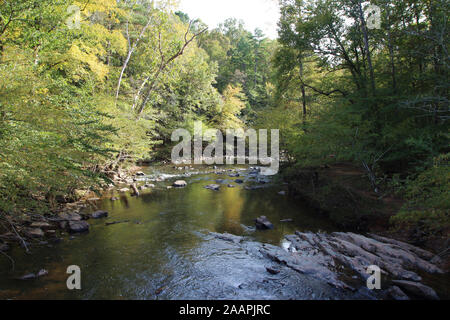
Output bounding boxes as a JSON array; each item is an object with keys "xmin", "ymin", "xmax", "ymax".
[
  {"xmin": 91, "ymin": 211, "xmax": 108, "ymax": 219},
  {"xmin": 255, "ymin": 216, "xmax": 274, "ymax": 230},
  {"xmin": 173, "ymin": 180, "xmax": 188, "ymax": 188},
  {"xmin": 67, "ymin": 221, "xmax": 90, "ymax": 234}
]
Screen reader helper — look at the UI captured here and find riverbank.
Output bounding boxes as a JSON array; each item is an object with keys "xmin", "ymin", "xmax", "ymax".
[
  {"xmin": 0, "ymin": 164, "xmax": 143, "ymax": 255},
  {"xmin": 281, "ymin": 162, "xmax": 449, "ymax": 266}
]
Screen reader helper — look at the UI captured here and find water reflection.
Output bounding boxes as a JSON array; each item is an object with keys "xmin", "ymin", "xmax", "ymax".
[{"xmin": 0, "ymin": 165, "xmax": 339, "ymax": 300}]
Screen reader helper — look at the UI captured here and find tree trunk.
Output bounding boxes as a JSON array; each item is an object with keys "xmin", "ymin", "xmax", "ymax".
[
  {"xmin": 386, "ymin": 13, "xmax": 397, "ymax": 93},
  {"xmin": 115, "ymin": 19, "xmax": 152, "ymax": 103},
  {"xmin": 357, "ymin": 0, "xmax": 376, "ymax": 95},
  {"xmin": 132, "ymin": 76, "xmax": 151, "ymax": 111},
  {"xmin": 136, "ymin": 65, "xmax": 164, "ymax": 115},
  {"xmin": 115, "ymin": 49, "xmax": 134, "ymax": 101},
  {"xmin": 299, "ymin": 59, "xmax": 307, "ymax": 119}
]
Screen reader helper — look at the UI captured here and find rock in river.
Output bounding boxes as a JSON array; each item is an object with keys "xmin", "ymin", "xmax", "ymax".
[
  {"xmin": 205, "ymin": 184, "xmax": 220, "ymax": 191},
  {"xmin": 37, "ymin": 269, "xmax": 49, "ymax": 278},
  {"xmin": 67, "ymin": 221, "xmax": 89, "ymax": 234},
  {"xmin": 173, "ymin": 180, "xmax": 188, "ymax": 188},
  {"xmin": 30, "ymin": 222, "xmax": 53, "ymax": 230},
  {"xmin": 25, "ymin": 228, "xmax": 45, "ymax": 238},
  {"xmin": 58, "ymin": 212, "xmax": 82, "ymax": 221},
  {"xmin": 255, "ymin": 216, "xmax": 274, "ymax": 230},
  {"xmin": 91, "ymin": 211, "xmax": 108, "ymax": 219}
]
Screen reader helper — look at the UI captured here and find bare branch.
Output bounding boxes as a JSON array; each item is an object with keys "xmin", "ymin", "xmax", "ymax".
[{"xmin": 135, "ymin": 20, "xmax": 208, "ymax": 115}]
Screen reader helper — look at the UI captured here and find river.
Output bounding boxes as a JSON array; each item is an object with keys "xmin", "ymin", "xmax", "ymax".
[{"xmin": 0, "ymin": 165, "xmax": 439, "ymax": 300}]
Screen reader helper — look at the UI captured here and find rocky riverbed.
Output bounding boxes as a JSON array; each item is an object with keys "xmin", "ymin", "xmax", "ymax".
[{"xmin": 207, "ymin": 231, "xmax": 444, "ymax": 300}]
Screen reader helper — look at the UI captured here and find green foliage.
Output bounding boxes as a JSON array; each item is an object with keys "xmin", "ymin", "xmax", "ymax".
[
  {"xmin": 391, "ymin": 158, "xmax": 450, "ymax": 233},
  {"xmin": 199, "ymin": 19, "xmax": 277, "ymax": 117},
  {"xmin": 2, "ymin": 0, "xmax": 446, "ymax": 242},
  {"xmin": 212, "ymin": 85, "xmax": 247, "ymax": 130},
  {"xmin": 0, "ymin": 46, "xmax": 114, "ymax": 214},
  {"xmin": 269, "ymin": 0, "xmax": 449, "ymax": 232},
  {"xmin": 0, "ymin": 1, "xmax": 276, "ymax": 220}
]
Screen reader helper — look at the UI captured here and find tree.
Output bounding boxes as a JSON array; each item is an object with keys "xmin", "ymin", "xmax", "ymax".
[{"xmin": 134, "ymin": 18, "xmax": 208, "ymax": 115}]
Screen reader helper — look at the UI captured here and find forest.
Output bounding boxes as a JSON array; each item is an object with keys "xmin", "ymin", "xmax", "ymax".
[{"xmin": 0, "ymin": 0, "xmax": 448, "ymax": 248}]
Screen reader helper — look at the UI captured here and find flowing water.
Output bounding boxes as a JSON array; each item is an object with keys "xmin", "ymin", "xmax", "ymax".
[{"xmin": 0, "ymin": 165, "xmax": 388, "ymax": 299}]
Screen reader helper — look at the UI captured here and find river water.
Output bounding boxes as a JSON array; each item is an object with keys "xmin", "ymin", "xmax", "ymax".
[{"xmin": 0, "ymin": 165, "xmax": 390, "ymax": 299}]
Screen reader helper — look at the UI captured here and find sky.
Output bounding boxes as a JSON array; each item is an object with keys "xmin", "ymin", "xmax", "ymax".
[{"xmin": 178, "ymin": 0, "xmax": 280, "ymax": 39}]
